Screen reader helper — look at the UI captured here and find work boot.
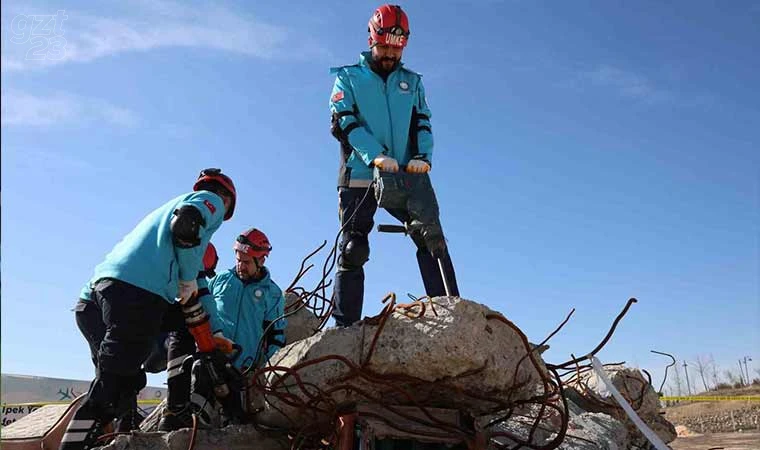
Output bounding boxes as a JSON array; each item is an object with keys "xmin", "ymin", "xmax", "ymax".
[
  {"xmin": 158, "ymin": 405, "xmax": 195, "ymax": 431},
  {"xmin": 59, "ymin": 403, "xmax": 108, "ymax": 450},
  {"xmin": 116, "ymin": 407, "xmax": 144, "ymax": 432},
  {"xmin": 115, "ymin": 393, "xmax": 144, "ymax": 432},
  {"xmin": 157, "ymin": 401, "xmax": 212, "ymax": 432}
]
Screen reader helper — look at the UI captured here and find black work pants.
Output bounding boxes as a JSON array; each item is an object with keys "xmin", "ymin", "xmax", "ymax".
[
  {"xmin": 165, "ymin": 326, "xmax": 196, "ymax": 410},
  {"xmin": 74, "ymin": 300, "xmax": 106, "ymax": 370},
  {"xmin": 86, "ymin": 279, "xmax": 183, "ymax": 419},
  {"xmin": 331, "ymin": 185, "xmax": 459, "ymax": 327},
  {"xmin": 75, "ymin": 298, "xmax": 172, "ymax": 375}
]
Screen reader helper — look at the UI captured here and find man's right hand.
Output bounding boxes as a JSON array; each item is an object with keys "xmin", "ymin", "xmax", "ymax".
[{"xmin": 372, "ymin": 155, "xmax": 399, "ymax": 173}]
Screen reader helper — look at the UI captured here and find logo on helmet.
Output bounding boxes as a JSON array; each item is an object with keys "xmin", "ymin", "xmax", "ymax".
[{"xmin": 386, "ymin": 34, "xmax": 405, "ymax": 47}]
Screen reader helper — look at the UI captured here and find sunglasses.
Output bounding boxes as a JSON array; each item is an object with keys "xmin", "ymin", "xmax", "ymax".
[{"xmin": 375, "ymin": 25, "xmax": 408, "ymax": 37}]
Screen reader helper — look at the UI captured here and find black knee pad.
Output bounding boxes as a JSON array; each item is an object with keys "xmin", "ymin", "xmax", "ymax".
[{"xmin": 339, "ymin": 234, "xmax": 370, "ymax": 269}]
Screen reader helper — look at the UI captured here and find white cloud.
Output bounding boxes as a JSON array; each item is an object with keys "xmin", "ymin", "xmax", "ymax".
[
  {"xmin": 583, "ymin": 65, "xmax": 674, "ymax": 104},
  {"xmin": 1, "ymin": 1, "xmax": 324, "ymax": 72},
  {"xmin": 1, "ymin": 89, "xmax": 138, "ymax": 127}
]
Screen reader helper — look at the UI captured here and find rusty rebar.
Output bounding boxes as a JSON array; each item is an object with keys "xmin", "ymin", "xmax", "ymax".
[
  {"xmin": 549, "ymin": 298, "xmax": 638, "ymax": 370},
  {"xmin": 650, "ymin": 350, "xmax": 676, "ymax": 395},
  {"xmin": 237, "ymin": 292, "xmax": 640, "ymax": 450}
]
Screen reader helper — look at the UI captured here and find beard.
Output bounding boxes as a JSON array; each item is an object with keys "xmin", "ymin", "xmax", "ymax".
[
  {"xmin": 236, "ymin": 267, "xmax": 253, "ymax": 281},
  {"xmin": 373, "ymin": 56, "xmax": 398, "ymax": 74}
]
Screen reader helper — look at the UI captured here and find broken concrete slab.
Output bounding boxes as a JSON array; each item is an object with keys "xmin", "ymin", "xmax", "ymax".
[
  {"xmin": 97, "ymin": 425, "xmax": 286, "ymax": 450},
  {"xmin": 0, "ymin": 395, "xmax": 86, "ymax": 450},
  {"xmin": 565, "ymin": 364, "xmax": 676, "ymax": 446},
  {"xmin": 259, "ymin": 296, "xmax": 549, "ymax": 429},
  {"xmin": 556, "ymin": 410, "xmax": 629, "ymax": 450},
  {"xmin": 1, "ymin": 404, "xmax": 71, "ymax": 440},
  {"xmin": 283, "ymin": 291, "xmax": 321, "ymax": 345}
]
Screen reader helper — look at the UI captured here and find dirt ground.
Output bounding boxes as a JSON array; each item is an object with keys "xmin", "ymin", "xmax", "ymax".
[
  {"xmin": 663, "ymin": 385, "xmax": 760, "ymax": 428},
  {"xmin": 664, "ymin": 399, "xmax": 759, "ymax": 423},
  {"xmin": 669, "ymin": 431, "xmax": 760, "ymax": 449}
]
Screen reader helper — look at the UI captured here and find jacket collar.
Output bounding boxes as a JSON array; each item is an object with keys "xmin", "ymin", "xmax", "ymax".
[
  {"xmin": 359, "ymin": 51, "xmax": 404, "ymax": 73},
  {"xmin": 230, "ymin": 267, "xmax": 271, "ymax": 285}
]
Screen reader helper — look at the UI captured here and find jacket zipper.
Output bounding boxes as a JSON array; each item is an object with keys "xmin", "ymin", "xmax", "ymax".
[
  {"xmin": 370, "ymin": 67, "xmax": 395, "ymax": 156},
  {"xmin": 384, "ymin": 75, "xmax": 394, "ymax": 156}
]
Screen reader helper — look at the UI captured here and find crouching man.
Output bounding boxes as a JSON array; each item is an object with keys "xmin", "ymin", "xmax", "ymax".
[{"xmin": 165, "ymin": 228, "xmax": 287, "ymax": 428}]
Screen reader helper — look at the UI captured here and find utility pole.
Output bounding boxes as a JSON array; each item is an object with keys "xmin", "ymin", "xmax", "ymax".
[
  {"xmin": 742, "ymin": 356, "xmax": 753, "ymax": 385},
  {"xmin": 739, "ymin": 360, "xmax": 746, "ymax": 386},
  {"xmin": 683, "ymin": 361, "xmax": 692, "ymax": 396}
]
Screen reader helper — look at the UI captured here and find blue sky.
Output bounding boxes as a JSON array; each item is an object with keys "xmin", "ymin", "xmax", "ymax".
[{"xmin": 2, "ymin": 0, "xmax": 758, "ymax": 393}]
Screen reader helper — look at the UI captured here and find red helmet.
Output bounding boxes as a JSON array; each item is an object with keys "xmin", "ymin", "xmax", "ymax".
[
  {"xmin": 202, "ymin": 242, "xmax": 219, "ymax": 278},
  {"xmin": 368, "ymin": 4, "xmax": 410, "ymax": 48},
  {"xmin": 193, "ymin": 168, "xmax": 236, "ymax": 221},
  {"xmin": 233, "ymin": 228, "xmax": 272, "ymax": 259}
]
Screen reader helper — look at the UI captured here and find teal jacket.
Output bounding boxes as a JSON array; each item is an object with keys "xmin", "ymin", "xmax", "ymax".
[
  {"xmin": 330, "ymin": 52, "xmax": 433, "ymax": 187},
  {"xmin": 88, "ymin": 191, "xmax": 225, "ymax": 303},
  {"xmin": 201, "ymin": 268, "xmax": 286, "ymax": 369},
  {"xmin": 78, "ymin": 269, "xmax": 212, "ymax": 305}
]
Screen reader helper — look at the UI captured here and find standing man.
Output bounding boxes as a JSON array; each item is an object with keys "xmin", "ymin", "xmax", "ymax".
[
  {"xmin": 328, "ymin": 4, "xmax": 459, "ymax": 327},
  {"xmin": 60, "ymin": 169, "xmax": 236, "ymax": 450}
]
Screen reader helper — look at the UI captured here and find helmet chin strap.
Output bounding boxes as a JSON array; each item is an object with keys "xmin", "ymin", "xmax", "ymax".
[
  {"xmin": 251, "ymin": 256, "xmax": 266, "ymax": 280},
  {"xmin": 236, "ymin": 255, "xmax": 264, "ymax": 281}
]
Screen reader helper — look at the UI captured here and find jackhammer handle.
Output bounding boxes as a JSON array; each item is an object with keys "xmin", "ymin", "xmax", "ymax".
[{"xmin": 377, "ymin": 224, "xmax": 407, "ymax": 233}]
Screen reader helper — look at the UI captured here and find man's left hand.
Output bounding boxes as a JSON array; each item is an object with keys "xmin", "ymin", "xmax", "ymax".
[
  {"xmin": 406, "ymin": 160, "xmax": 430, "ymax": 174},
  {"xmin": 176, "ymin": 279, "xmax": 198, "ymax": 304}
]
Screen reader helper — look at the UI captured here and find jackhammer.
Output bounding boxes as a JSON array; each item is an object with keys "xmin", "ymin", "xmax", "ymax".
[
  {"xmin": 181, "ymin": 296, "xmax": 247, "ymax": 423},
  {"xmin": 372, "ymin": 167, "xmax": 458, "ymax": 297}
]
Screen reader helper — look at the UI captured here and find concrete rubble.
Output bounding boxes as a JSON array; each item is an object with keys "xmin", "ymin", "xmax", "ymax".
[
  {"xmin": 283, "ymin": 291, "xmax": 322, "ymax": 345},
  {"xmin": 565, "ymin": 364, "xmax": 677, "ymax": 448},
  {"xmin": 4, "ymin": 295, "xmax": 675, "ymax": 450},
  {"xmin": 96, "ymin": 425, "xmax": 286, "ymax": 450},
  {"xmin": 258, "ymin": 296, "xmax": 549, "ymax": 429},
  {"xmin": 553, "ymin": 399, "xmax": 629, "ymax": 450}
]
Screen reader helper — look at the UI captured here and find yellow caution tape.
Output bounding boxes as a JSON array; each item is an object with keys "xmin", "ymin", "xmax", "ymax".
[{"xmin": 660, "ymin": 396, "xmax": 760, "ymax": 402}]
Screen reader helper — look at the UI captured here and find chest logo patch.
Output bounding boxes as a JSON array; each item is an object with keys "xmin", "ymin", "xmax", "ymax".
[
  {"xmin": 255, "ymin": 289, "xmax": 263, "ymax": 298},
  {"xmin": 399, "ymin": 81, "xmax": 409, "ymax": 91}
]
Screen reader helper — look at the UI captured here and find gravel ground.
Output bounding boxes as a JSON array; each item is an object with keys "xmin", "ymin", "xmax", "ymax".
[{"xmin": 670, "ymin": 431, "xmax": 760, "ymax": 450}]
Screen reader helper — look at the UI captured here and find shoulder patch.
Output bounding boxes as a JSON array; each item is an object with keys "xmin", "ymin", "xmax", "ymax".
[
  {"xmin": 331, "ymin": 91, "xmax": 344, "ymax": 103},
  {"xmin": 203, "ymin": 199, "xmax": 216, "ymax": 214}
]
